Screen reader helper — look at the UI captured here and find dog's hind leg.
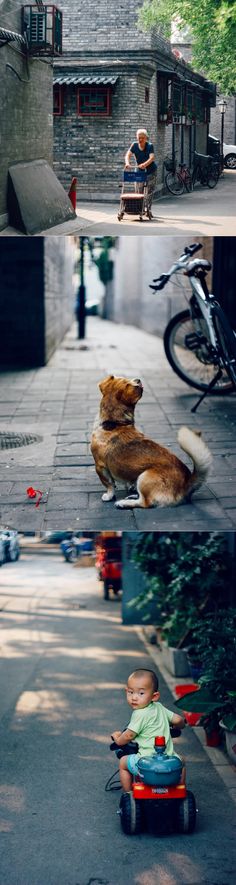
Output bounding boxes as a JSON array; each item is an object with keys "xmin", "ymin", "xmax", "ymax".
[{"xmin": 115, "ymin": 469, "xmax": 176, "ymax": 509}]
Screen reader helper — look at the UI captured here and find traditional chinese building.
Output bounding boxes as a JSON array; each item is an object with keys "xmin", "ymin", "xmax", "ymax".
[{"xmin": 53, "ymin": 0, "xmax": 216, "ymax": 199}]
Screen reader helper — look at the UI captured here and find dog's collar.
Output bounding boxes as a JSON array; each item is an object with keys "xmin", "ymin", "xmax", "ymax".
[{"xmin": 101, "ymin": 419, "xmax": 134, "ymax": 431}]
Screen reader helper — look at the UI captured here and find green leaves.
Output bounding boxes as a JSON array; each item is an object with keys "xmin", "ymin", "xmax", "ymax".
[{"xmin": 138, "ymin": 0, "xmax": 236, "ymax": 93}]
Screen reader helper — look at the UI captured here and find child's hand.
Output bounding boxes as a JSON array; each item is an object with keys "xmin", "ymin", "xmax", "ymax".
[{"xmin": 111, "ymin": 730, "xmax": 122, "ymax": 742}]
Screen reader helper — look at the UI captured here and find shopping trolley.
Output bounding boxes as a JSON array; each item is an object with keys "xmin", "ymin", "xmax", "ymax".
[{"xmin": 118, "ymin": 169, "xmax": 148, "ymax": 222}]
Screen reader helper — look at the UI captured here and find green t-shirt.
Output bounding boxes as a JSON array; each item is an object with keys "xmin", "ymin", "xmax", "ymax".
[{"xmin": 127, "ymin": 701, "xmax": 175, "ymax": 757}]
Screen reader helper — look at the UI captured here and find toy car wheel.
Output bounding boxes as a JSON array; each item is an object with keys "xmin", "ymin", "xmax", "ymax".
[
  {"xmin": 119, "ymin": 792, "xmax": 143, "ymax": 835},
  {"xmin": 176, "ymin": 790, "xmax": 196, "ymax": 834}
]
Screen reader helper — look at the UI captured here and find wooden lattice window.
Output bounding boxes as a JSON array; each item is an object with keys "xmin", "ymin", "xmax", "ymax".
[{"xmin": 78, "ymin": 86, "xmax": 112, "ymax": 117}]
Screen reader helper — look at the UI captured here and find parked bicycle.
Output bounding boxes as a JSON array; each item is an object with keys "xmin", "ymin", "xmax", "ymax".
[
  {"xmin": 164, "ymin": 154, "xmax": 193, "ymax": 196},
  {"xmin": 149, "ymin": 242, "xmax": 236, "ymax": 412},
  {"xmin": 192, "ymin": 152, "xmax": 220, "ymax": 189}
]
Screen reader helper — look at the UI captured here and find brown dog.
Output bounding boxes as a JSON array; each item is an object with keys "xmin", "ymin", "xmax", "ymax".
[{"xmin": 90, "ymin": 375, "xmax": 212, "ymax": 509}]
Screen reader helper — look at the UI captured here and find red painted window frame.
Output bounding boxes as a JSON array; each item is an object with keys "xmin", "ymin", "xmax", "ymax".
[
  {"xmin": 77, "ymin": 85, "xmax": 112, "ymax": 117},
  {"xmin": 53, "ymin": 84, "xmax": 64, "ymax": 115}
]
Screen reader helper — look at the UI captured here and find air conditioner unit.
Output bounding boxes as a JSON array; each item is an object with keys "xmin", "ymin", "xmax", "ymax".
[{"xmin": 22, "ymin": 5, "xmax": 62, "ymax": 55}]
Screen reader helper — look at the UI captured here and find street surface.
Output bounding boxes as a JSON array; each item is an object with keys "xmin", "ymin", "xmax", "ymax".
[
  {"xmin": 0, "ymin": 555, "xmax": 236, "ymax": 885},
  {"xmin": 1, "ymin": 171, "xmax": 235, "ymax": 237},
  {"xmin": 0, "ymin": 317, "xmax": 236, "ymax": 532}
]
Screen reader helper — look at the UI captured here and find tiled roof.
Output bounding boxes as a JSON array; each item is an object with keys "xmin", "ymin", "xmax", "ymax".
[
  {"xmin": 0, "ymin": 27, "xmax": 26, "ymax": 47},
  {"xmin": 53, "ymin": 74, "xmax": 118, "ymax": 85}
]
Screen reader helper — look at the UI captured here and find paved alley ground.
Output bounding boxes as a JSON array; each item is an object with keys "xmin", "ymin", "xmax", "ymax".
[
  {"xmin": 0, "ymin": 317, "xmax": 236, "ymax": 532},
  {"xmin": 1, "ymin": 171, "xmax": 235, "ymax": 237},
  {"xmin": 0, "ymin": 554, "xmax": 236, "ymax": 885}
]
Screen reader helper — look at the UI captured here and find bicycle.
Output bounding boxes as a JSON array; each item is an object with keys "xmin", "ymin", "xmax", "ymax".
[
  {"xmin": 149, "ymin": 242, "xmax": 236, "ymax": 413},
  {"xmin": 164, "ymin": 155, "xmax": 193, "ymax": 196},
  {"xmin": 192, "ymin": 152, "xmax": 220, "ymax": 189}
]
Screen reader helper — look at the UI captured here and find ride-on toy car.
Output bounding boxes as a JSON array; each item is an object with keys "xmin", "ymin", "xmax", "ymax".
[{"xmin": 110, "ymin": 731, "xmax": 197, "ymax": 836}]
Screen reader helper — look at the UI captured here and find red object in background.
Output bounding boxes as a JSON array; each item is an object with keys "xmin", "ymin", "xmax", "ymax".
[
  {"xmin": 175, "ymin": 683, "xmax": 203, "ymax": 726},
  {"xmin": 205, "ymin": 730, "xmax": 221, "ymax": 747},
  {"xmin": 95, "ymin": 535, "xmax": 122, "ymax": 583},
  {"xmin": 68, "ymin": 177, "xmax": 77, "ymax": 210},
  {"xmin": 26, "ymin": 487, "xmax": 43, "ymax": 508}
]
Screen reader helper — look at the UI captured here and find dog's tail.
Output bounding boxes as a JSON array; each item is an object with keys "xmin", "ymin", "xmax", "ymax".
[{"xmin": 178, "ymin": 426, "xmax": 212, "ymax": 491}]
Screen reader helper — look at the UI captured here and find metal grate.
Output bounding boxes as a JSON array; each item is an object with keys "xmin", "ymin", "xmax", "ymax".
[{"xmin": 0, "ymin": 432, "xmax": 42, "ymax": 450}]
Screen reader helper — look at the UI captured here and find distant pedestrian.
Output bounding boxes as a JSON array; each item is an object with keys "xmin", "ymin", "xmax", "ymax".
[{"xmin": 125, "ymin": 129, "xmax": 157, "ymax": 219}]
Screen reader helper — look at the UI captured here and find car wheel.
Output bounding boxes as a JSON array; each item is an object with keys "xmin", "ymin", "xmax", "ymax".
[
  {"xmin": 67, "ymin": 548, "xmax": 77, "ymax": 563},
  {"xmin": 224, "ymin": 153, "xmax": 236, "ymax": 169},
  {"xmin": 8, "ymin": 545, "xmax": 20, "ymax": 562}
]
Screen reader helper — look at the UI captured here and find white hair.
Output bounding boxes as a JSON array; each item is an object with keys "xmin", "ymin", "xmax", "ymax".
[{"xmin": 136, "ymin": 128, "xmax": 148, "ymax": 138}]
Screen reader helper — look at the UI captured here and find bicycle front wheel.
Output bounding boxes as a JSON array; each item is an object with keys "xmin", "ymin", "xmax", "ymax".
[
  {"xmin": 212, "ymin": 303, "xmax": 236, "ymax": 387},
  {"xmin": 164, "ymin": 309, "xmax": 235, "ymax": 393},
  {"xmin": 207, "ymin": 167, "xmax": 219, "ymax": 189},
  {"xmin": 165, "ymin": 172, "xmax": 184, "ymax": 196}
]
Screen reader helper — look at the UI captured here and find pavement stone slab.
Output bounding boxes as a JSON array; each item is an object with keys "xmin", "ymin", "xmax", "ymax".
[{"xmin": 0, "ymin": 316, "xmax": 236, "ymax": 531}]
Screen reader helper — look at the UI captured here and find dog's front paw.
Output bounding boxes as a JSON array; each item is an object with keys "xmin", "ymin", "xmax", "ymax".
[{"xmin": 102, "ymin": 490, "xmax": 116, "ymax": 502}]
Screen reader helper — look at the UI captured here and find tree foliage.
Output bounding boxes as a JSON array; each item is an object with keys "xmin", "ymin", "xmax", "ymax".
[
  {"xmin": 138, "ymin": 0, "xmax": 236, "ymax": 94},
  {"xmin": 131, "ymin": 533, "xmax": 232, "ymax": 646}
]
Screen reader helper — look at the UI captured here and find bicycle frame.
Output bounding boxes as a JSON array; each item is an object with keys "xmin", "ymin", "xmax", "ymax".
[{"xmin": 159, "ymin": 251, "xmax": 218, "ymax": 350}]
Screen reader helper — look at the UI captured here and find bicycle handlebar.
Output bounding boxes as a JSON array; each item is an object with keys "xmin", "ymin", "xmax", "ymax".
[
  {"xmin": 150, "ymin": 273, "xmax": 170, "ymax": 291},
  {"xmin": 184, "ymin": 242, "xmax": 202, "ymax": 256},
  {"xmin": 149, "ymin": 243, "xmax": 203, "ymax": 291}
]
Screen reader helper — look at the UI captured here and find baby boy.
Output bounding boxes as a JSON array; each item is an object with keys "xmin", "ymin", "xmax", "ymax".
[{"xmin": 112, "ymin": 668, "xmax": 185, "ymax": 791}]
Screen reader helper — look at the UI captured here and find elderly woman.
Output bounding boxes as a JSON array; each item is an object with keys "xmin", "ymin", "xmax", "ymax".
[{"xmin": 125, "ymin": 128, "xmax": 157, "ymax": 219}]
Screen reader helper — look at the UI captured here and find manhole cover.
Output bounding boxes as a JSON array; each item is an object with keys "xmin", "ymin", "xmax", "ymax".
[{"xmin": 0, "ymin": 432, "xmax": 43, "ymax": 450}]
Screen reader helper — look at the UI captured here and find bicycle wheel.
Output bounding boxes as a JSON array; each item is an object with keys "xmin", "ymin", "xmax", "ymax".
[
  {"xmin": 184, "ymin": 171, "xmax": 193, "ymax": 192},
  {"xmin": 207, "ymin": 166, "xmax": 219, "ymax": 189},
  {"xmin": 192, "ymin": 166, "xmax": 201, "ymax": 188},
  {"xmin": 165, "ymin": 172, "xmax": 184, "ymax": 196},
  {"xmin": 164, "ymin": 309, "xmax": 234, "ymax": 393},
  {"xmin": 212, "ymin": 303, "xmax": 236, "ymax": 387}
]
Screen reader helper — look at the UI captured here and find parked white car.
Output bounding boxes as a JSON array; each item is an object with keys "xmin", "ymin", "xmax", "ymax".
[{"xmin": 223, "ymin": 143, "xmax": 236, "ymax": 169}]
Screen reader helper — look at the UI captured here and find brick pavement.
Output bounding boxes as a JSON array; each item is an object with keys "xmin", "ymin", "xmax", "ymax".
[{"xmin": 0, "ymin": 317, "xmax": 236, "ymax": 532}]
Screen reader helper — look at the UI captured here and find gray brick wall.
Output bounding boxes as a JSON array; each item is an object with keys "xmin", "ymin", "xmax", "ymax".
[
  {"xmin": 0, "ymin": 238, "xmax": 75, "ymax": 367},
  {"xmin": 52, "ymin": 0, "xmax": 212, "ymax": 197},
  {"xmin": 0, "ymin": 0, "xmax": 53, "ymax": 223},
  {"xmin": 53, "ymin": 69, "xmax": 159, "ymax": 198},
  {"xmin": 55, "ymin": 0, "xmax": 160, "ymax": 52},
  {"xmin": 44, "ymin": 237, "xmax": 75, "ymax": 361}
]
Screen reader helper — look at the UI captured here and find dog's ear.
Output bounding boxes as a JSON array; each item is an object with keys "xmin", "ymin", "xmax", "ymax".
[{"xmin": 99, "ymin": 375, "xmax": 114, "ymax": 394}]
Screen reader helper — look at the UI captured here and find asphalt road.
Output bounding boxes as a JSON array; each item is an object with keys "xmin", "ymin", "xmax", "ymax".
[{"xmin": 0, "ymin": 554, "xmax": 236, "ymax": 885}]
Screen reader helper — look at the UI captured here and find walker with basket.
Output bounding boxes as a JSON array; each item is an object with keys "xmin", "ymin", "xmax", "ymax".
[{"xmin": 118, "ymin": 169, "xmax": 148, "ymax": 222}]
